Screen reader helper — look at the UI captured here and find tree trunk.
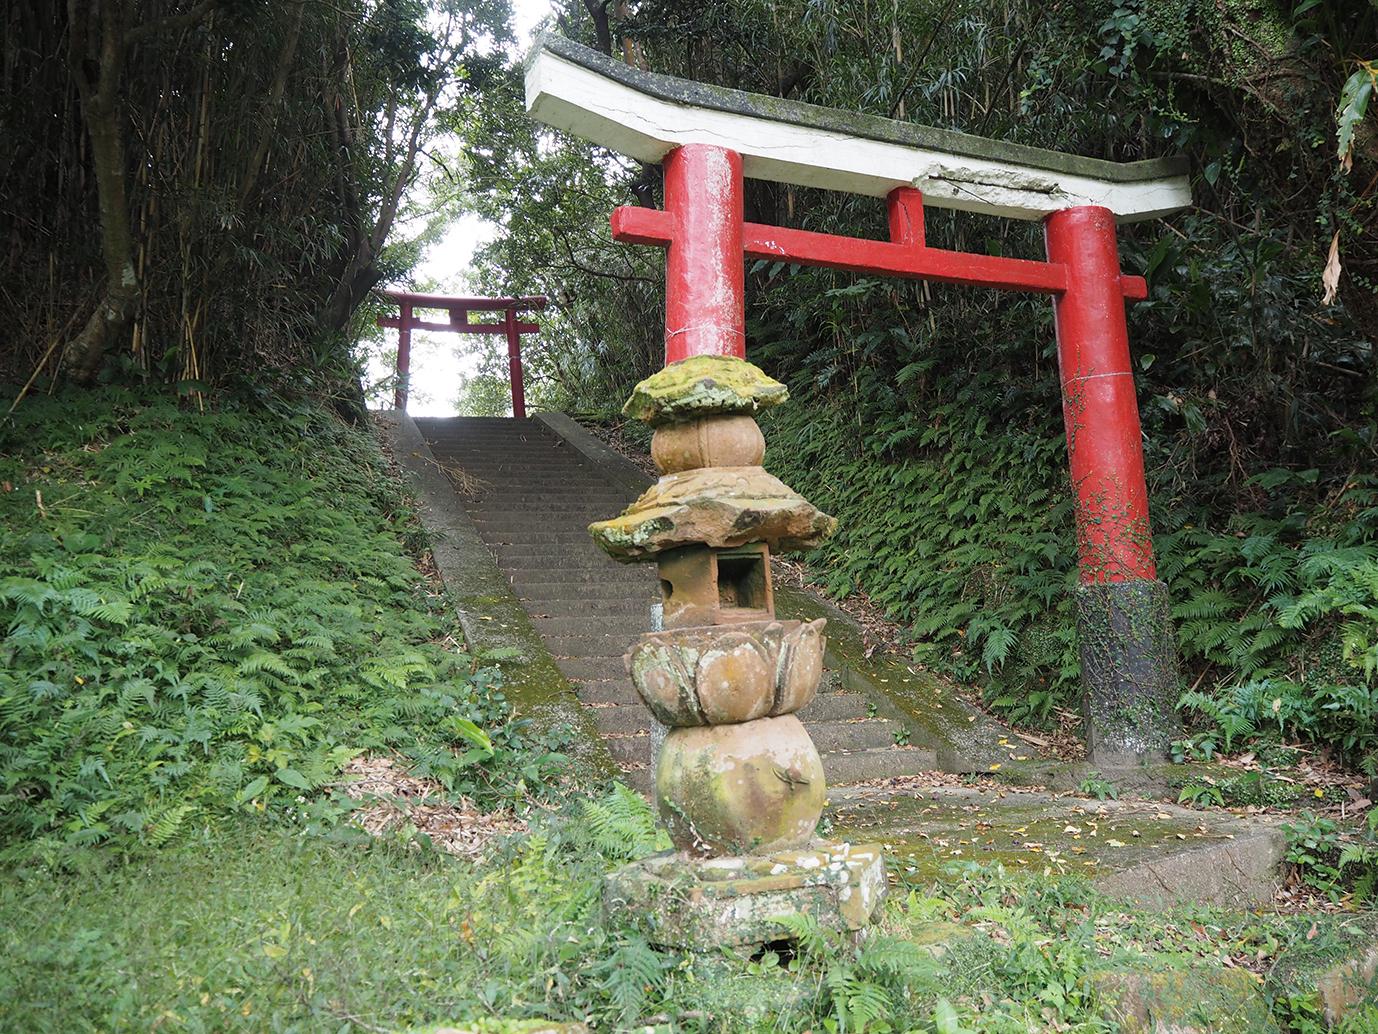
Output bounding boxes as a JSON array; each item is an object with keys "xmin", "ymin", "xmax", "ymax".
[{"xmin": 65, "ymin": 1, "xmax": 139, "ymax": 383}]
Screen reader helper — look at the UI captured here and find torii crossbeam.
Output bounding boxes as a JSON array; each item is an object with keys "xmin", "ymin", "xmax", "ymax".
[{"xmin": 525, "ymin": 36, "xmax": 1192, "ymax": 765}]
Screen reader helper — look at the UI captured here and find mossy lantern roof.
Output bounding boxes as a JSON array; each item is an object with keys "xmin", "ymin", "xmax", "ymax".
[{"xmin": 623, "ymin": 355, "xmax": 788, "ymax": 426}]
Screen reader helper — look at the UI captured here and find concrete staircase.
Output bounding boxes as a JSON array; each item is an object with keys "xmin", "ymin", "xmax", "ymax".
[{"xmin": 416, "ymin": 416, "xmax": 940, "ymax": 789}]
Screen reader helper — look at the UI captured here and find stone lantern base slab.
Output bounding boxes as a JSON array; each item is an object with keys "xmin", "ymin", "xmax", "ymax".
[{"xmin": 602, "ymin": 842, "xmax": 886, "ymax": 950}]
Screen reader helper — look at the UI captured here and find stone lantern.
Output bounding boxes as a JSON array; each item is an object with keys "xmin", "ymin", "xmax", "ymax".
[{"xmin": 591, "ymin": 355, "xmax": 885, "ymax": 949}]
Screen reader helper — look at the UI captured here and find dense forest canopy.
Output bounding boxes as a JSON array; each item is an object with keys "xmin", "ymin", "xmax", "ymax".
[{"xmin": 1, "ymin": 0, "xmax": 509, "ymax": 406}]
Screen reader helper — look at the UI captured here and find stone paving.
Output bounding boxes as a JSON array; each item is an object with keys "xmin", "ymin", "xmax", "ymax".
[{"xmin": 827, "ymin": 783, "xmax": 1286, "ymax": 907}]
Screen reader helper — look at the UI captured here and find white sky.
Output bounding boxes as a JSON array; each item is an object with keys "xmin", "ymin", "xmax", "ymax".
[{"xmin": 392, "ymin": 0, "xmax": 556, "ymax": 416}]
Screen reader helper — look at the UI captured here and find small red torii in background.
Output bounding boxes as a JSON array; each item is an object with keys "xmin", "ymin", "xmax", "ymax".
[{"xmin": 376, "ymin": 291, "xmax": 547, "ymax": 417}]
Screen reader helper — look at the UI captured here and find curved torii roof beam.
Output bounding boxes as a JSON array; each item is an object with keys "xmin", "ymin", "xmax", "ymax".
[{"xmin": 524, "ymin": 35, "xmax": 1190, "ymax": 223}]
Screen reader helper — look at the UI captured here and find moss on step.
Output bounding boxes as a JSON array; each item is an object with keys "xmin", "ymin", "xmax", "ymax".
[
  {"xmin": 774, "ymin": 585, "xmax": 1014, "ymax": 771},
  {"xmin": 1093, "ymin": 964, "xmax": 1279, "ymax": 1033},
  {"xmin": 826, "ymin": 785, "xmax": 1283, "ymax": 903}
]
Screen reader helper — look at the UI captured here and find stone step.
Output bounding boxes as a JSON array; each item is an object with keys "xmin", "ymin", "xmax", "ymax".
[
  {"xmin": 556, "ymin": 656, "xmax": 629, "ymax": 680},
  {"xmin": 532, "ymin": 615, "xmax": 649, "ymax": 636},
  {"xmin": 482, "ymin": 531, "xmax": 621, "ymax": 544},
  {"xmin": 510, "ymin": 573, "xmax": 638, "ymax": 587},
  {"xmin": 434, "ymin": 460, "xmax": 601, "ymax": 473},
  {"xmin": 422, "ymin": 424, "xmax": 558, "ymax": 436},
  {"xmin": 593, "ymin": 705, "xmax": 655, "ymax": 735},
  {"xmin": 540, "ymin": 633, "xmax": 639, "ymax": 656},
  {"xmin": 472, "ymin": 520, "xmax": 606, "ymax": 536},
  {"xmin": 518, "ymin": 596, "xmax": 654, "ymax": 616},
  {"xmin": 439, "ymin": 467, "xmax": 591, "ymax": 478},
  {"xmin": 510, "ymin": 569, "xmax": 655, "ymax": 587},
  {"xmin": 512, "ymin": 584, "xmax": 655, "ymax": 606},
  {"xmin": 472, "ymin": 509, "xmax": 619, "ymax": 523},
  {"xmin": 466, "ymin": 490, "xmax": 630, "ymax": 503},
  {"xmin": 488, "ymin": 544, "xmax": 621, "ymax": 559},
  {"xmin": 465, "ymin": 485, "xmax": 628, "ymax": 496},
  {"xmin": 574, "ymin": 681, "xmax": 641, "ymax": 705},
  {"xmin": 606, "ymin": 735, "xmax": 655, "ymax": 769},
  {"xmin": 433, "ymin": 436, "xmax": 552, "ymax": 444},
  {"xmin": 487, "ymin": 548, "xmax": 616, "ymax": 562},
  {"xmin": 442, "ymin": 468, "xmax": 595, "ymax": 483},
  {"xmin": 503, "ymin": 560, "xmax": 638, "ymax": 576},
  {"xmin": 817, "ymin": 747, "xmax": 941, "ymax": 785},
  {"xmin": 468, "ymin": 499, "xmax": 631, "ymax": 512},
  {"xmin": 806, "ymin": 719, "xmax": 899, "ymax": 753},
  {"xmin": 475, "ymin": 524, "xmax": 616, "ymax": 539},
  {"xmin": 425, "ymin": 441, "xmax": 571, "ymax": 453},
  {"xmin": 801, "ymin": 693, "xmax": 873, "ymax": 722},
  {"xmin": 522, "ymin": 602, "xmax": 649, "ymax": 620}
]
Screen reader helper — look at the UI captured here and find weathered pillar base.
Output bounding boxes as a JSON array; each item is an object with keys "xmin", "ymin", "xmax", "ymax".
[
  {"xmin": 1076, "ymin": 579, "xmax": 1180, "ymax": 767},
  {"xmin": 603, "ymin": 842, "xmax": 887, "ymax": 951}
]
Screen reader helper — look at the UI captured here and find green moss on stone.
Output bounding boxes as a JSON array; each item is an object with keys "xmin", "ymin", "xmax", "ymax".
[
  {"xmin": 1093, "ymin": 965, "xmax": 1278, "ymax": 1033},
  {"xmin": 623, "ymin": 355, "xmax": 788, "ymax": 426}
]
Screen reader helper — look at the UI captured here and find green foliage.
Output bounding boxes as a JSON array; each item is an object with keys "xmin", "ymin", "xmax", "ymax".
[
  {"xmin": 1177, "ymin": 781, "xmax": 1225, "ymax": 808},
  {"xmin": 1282, "ymin": 811, "xmax": 1378, "ymax": 902},
  {"xmin": 1337, "ymin": 62, "xmax": 1376, "ymax": 167},
  {"xmin": 3, "ymin": 0, "xmax": 512, "ymax": 393},
  {"xmin": 577, "ymin": 781, "xmax": 671, "ymax": 861},
  {"xmin": 758, "ymin": 362, "xmax": 1081, "ymax": 727},
  {"xmin": 1284, "ymin": 813, "xmax": 1347, "ymax": 898},
  {"xmin": 773, "ymin": 912, "xmax": 942, "ymax": 1033},
  {"xmin": 2, "ymin": 804, "xmax": 1372, "ymax": 1032},
  {"xmin": 0, "ymin": 388, "xmax": 549, "ymax": 858},
  {"xmin": 1077, "ymin": 773, "xmax": 1119, "ymax": 801}
]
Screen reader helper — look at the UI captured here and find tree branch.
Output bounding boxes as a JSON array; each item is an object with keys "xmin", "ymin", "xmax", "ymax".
[{"xmin": 124, "ymin": 0, "xmax": 219, "ymax": 46}]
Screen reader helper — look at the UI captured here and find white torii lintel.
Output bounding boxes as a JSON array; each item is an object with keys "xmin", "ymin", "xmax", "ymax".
[{"xmin": 525, "ymin": 36, "xmax": 1191, "ymax": 223}]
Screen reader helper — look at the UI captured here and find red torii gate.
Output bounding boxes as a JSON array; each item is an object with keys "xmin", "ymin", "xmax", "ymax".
[
  {"xmin": 376, "ymin": 291, "xmax": 546, "ymax": 417},
  {"xmin": 526, "ymin": 37, "xmax": 1194, "ymax": 764}
]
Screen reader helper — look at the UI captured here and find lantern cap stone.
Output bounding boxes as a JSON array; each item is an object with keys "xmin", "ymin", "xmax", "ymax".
[
  {"xmin": 624, "ymin": 355, "xmax": 788, "ymax": 426},
  {"xmin": 525, "ymin": 33, "xmax": 1191, "ymax": 222},
  {"xmin": 589, "ymin": 465, "xmax": 836, "ymax": 560}
]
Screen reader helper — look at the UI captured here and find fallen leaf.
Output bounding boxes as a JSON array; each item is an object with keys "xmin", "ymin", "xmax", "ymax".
[{"xmin": 1323, "ymin": 230, "xmax": 1342, "ymax": 305}]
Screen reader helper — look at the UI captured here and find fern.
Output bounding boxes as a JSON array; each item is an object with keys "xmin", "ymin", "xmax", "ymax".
[
  {"xmin": 0, "ymin": 389, "xmax": 547, "ymax": 858},
  {"xmin": 773, "ymin": 911, "xmax": 835, "ymax": 960},
  {"xmin": 146, "ymin": 802, "xmax": 194, "ymax": 847},
  {"xmin": 593, "ymin": 934, "xmax": 666, "ymax": 1023},
  {"xmin": 579, "ymin": 782, "xmax": 666, "ymax": 861}
]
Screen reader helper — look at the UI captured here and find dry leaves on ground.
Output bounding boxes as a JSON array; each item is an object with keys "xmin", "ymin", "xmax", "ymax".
[{"xmin": 342, "ymin": 755, "xmax": 526, "ymax": 860}]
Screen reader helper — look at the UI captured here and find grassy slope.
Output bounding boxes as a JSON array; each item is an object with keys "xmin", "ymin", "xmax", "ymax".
[
  {"xmin": 0, "ymin": 390, "xmax": 542, "ymax": 858},
  {"xmin": 1, "ymin": 391, "xmax": 1374, "ymax": 1034}
]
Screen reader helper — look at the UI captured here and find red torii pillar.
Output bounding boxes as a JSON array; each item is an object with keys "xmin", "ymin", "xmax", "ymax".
[
  {"xmin": 613, "ymin": 143, "xmax": 1176, "ymax": 765},
  {"xmin": 376, "ymin": 292, "xmax": 546, "ymax": 417}
]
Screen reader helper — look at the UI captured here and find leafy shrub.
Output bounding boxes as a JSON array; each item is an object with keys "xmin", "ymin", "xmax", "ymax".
[
  {"xmin": 0, "ymin": 388, "xmax": 547, "ymax": 858},
  {"xmin": 759, "ymin": 355, "xmax": 1081, "ymax": 727},
  {"xmin": 762, "ymin": 362, "xmax": 1378, "ymax": 747},
  {"xmin": 774, "ymin": 911, "xmax": 942, "ymax": 1033},
  {"xmin": 1282, "ymin": 812, "xmax": 1378, "ymax": 903}
]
